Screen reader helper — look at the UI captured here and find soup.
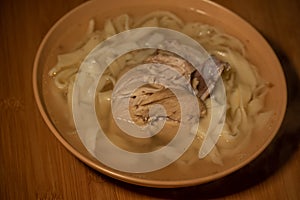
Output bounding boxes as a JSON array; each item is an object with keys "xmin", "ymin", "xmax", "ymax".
[{"xmin": 43, "ymin": 9, "xmax": 274, "ymax": 179}]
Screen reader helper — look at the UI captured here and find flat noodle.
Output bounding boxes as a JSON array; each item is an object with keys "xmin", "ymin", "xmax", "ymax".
[
  {"xmin": 48, "ymin": 11, "xmax": 272, "ymax": 165},
  {"xmin": 113, "ymin": 14, "xmax": 132, "ymax": 32},
  {"xmin": 97, "ymin": 90, "xmax": 112, "ymax": 120},
  {"xmin": 104, "ymin": 19, "xmax": 117, "ymax": 37},
  {"xmin": 255, "ymin": 111, "xmax": 274, "ymax": 130},
  {"xmin": 208, "ymin": 146, "xmax": 223, "ymax": 165},
  {"xmin": 133, "ymin": 11, "xmax": 184, "ymax": 27},
  {"xmin": 53, "ymin": 67, "xmax": 77, "ymax": 89},
  {"xmin": 67, "ymin": 78, "xmax": 75, "ymax": 115},
  {"xmin": 139, "ymin": 17, "xmax": 159, "ymax": 27},
  {"xmin": 51, "ymin": 31, "xmax": 104, "ymax": 69},
  {"xmin": 97, "ymin": 75, "xmax": 116, "ymax": 92}
]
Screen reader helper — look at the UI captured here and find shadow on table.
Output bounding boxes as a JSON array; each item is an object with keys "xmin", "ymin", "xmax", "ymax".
[{"xmin": 95, "ymin": 44, "xmax": 300, "ymax": 199}]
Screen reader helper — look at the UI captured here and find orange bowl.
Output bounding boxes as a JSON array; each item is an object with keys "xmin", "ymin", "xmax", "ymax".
[{"xmin": 33, "ymin": 0, "xmax": 287, "ymax": 187}]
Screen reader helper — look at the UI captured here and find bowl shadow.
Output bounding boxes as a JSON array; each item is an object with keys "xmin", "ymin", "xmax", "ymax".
[{"xmin": 88, "ymin": 40, "xmax": 300, "ymax": 199}]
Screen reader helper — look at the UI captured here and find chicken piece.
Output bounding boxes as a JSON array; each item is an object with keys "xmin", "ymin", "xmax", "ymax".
[
  {"xmin": 128, "ymin": 50, "xmax": 229, "ymax": 125},
  {"xmin": 192, "ymin": 55, "xmax": 230, "ymax": 100},
  {"xmin": 129, "ymin": 84, "xmax": 180, "ymax": 125},
  {"xmin": 146, "ymin": 50, "xmax": 230, "ymax": 100},
  {"xmin": 129, "ymin": 84, "xmax": 207, "ymax": 125}
]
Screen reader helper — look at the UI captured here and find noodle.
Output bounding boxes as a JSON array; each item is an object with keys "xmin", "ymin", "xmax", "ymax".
[
  {"xmin": 48, "ymin": 11, "xmax": 272, "ymax": 165},
  {"xmin": 134, "ymin": 11, "xmax": 184, "ymax": 28}
]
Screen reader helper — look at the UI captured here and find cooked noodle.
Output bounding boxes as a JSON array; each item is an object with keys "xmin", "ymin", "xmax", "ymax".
[{"xmin": 48, "ymin": 11, "xmax": 272, "ymax": 165}]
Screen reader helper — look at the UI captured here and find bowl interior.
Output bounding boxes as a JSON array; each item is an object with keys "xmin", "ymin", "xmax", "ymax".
[{"xmin": 33, "ymin": 0, "xmax": 287, "ymax": 187}]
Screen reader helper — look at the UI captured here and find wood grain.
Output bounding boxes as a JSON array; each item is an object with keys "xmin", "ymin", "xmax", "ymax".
[{"xmin": 0, "ymin": 0, "xmax": 299, "ymax": 199}]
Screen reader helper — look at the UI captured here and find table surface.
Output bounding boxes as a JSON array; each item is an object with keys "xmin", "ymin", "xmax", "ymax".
[{"xmin": 1, "ymin": 0, "xmax": 300, "ymax": 199}]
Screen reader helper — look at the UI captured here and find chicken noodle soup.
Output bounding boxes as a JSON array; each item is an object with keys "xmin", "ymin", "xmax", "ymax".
[{"xmin": 48, "ymin": 11, "xmax": 272, "ymax": 166}]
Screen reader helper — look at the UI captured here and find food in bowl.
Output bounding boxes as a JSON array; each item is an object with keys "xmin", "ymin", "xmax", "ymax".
[{"xmin": 47, "ymin": 10, "xmax": 273, "ymax": 167}]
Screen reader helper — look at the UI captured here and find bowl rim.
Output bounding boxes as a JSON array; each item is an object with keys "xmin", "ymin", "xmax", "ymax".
[{"xmin": 32, "ymin": 0, "xmax": 287, "ymax": 188}]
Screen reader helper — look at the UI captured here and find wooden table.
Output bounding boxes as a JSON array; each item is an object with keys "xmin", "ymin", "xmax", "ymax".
[{"xmin": 1, "ymin": 0, "xmax": 300, "ymax": 199}]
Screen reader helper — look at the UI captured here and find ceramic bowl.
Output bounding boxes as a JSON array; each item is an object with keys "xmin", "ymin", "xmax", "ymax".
[{"xmin": 33, "ymin": 0, "xmax": 287, "ymax": 187}]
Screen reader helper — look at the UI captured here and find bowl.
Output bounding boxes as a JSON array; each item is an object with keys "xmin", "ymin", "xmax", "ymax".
[{"xmin": 33, "ymin": 0, "xmax": 287, "ymax": 187}]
